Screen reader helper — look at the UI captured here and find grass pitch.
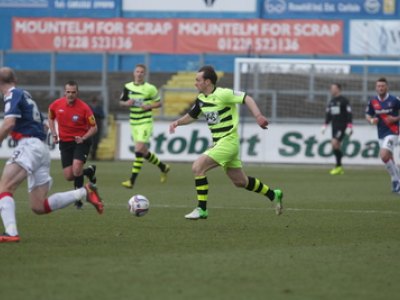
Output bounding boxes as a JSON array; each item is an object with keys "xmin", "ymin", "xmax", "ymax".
[{"xmin": 0, "ymin": 160, "xmax": 400, "ymax": 300}]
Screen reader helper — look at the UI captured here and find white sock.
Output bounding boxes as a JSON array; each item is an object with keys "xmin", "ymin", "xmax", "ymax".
[
  {"xmin": 385, "ymin": 159, "xmax": 400, "ymax": 182},
  {"xmin": 0, "ymin": 193, "xmax": 18, "ymax": 236},
  {"xmin": 46, "ymin": 188, "xmax": 86, "ymax": 211}
]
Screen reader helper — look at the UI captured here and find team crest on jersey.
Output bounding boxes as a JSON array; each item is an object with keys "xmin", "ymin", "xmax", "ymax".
[
  {"xmin": 72, "ymin": 115, "xmax": 79, "ymax": 122},
  {"xmin": 372, "ymin": 102, "xmax": 381, "ymax": 110}
]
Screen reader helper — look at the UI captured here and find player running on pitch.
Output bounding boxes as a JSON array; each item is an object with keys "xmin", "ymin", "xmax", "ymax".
[
  {"xmin": 169, "ymin": 65, "xmax": 283, "ymax": 220},
  {"xmin": 321, "ymin": 83, "xmax": 353, "ymax": 175},
  {"xmin": 0, "ymin": 67, "xmax": 103, "ymax": 243},
  {"xmin": 120, "ymin": 64, "xmax": 170, "ymax": 189},
  {"xmin": 366, "ymin": 77, "xmax": 400, "ymax": 193}
]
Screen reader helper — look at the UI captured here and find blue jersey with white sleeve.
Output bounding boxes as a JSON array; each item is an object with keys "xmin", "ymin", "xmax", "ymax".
[
  {"xmin": 366, "ymin": 93, "xmax": 400, "ymax": 139},
  {"xmin": 3, "ymin": 87, "xmax": 46, "ymax": 141}
]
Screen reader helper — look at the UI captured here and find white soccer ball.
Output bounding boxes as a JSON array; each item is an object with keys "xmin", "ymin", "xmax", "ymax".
[{"xmin": 128, "ymin": 194, "xmax": 150, "ymax": 217}]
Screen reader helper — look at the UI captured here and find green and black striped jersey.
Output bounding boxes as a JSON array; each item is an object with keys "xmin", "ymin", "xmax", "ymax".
[
  {"xmin": 188, "ymin": 87, "xmax": 246, "ymax": 143},
  {"xmin": 120, "ymin": 82, "xmax": 160, "ymax": 125}
]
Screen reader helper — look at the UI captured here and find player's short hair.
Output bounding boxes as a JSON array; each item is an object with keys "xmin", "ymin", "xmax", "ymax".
[
  {"xmin": 377, "ymin": 77, "xmax": 388, "ymax": 85},
  {"xmin": 135, "ymin": 64, "xmax": 147, "ymax": 72},
  {"xmin": 0, "ymin": 67, "xmax": 17, "ymax": 84},
  {"xmin": 65, "ymin": 80, "xmax": 79, "ymax": 90},
  {"xmin": 332, "ymin": 83, "xmax": 342, "ymax": 90},
  {"xmin": 198, "ymin": 65, "xmax": 218, "ymax": 85}
]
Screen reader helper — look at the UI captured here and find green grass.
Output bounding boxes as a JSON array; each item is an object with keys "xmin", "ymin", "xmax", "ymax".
[{"xmin": 1, "ymin": 160, "xmax": 400, "ymax": 300}]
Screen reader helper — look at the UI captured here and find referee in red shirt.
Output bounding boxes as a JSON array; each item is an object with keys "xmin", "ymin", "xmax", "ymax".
[{"xmin": 48, "ymin": 80, "xmax": 98, "ymax": 208}]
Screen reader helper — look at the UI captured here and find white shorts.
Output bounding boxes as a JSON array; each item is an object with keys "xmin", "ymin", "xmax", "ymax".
[
  {"xmin": 379, "ymin": 135, "xmax": 399, "ymax": 153},
  {"xmin": 6, "ymin": 137, "xmax": 52, "ymax": 192}
]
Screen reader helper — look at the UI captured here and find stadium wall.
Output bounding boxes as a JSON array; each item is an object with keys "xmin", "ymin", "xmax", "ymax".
[
  {"xmin": 117, "ymin": 121, "xmax": 384, "ymax": 165},
  {"xmin": 0, "ymin": 121, "xmax": 385, "ymax": 165}
]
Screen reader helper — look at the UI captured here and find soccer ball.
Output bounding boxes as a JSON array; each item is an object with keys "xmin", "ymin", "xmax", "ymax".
[{"xmin": 128, "ymin": 194, "xmax": 150, "ymax": 217}]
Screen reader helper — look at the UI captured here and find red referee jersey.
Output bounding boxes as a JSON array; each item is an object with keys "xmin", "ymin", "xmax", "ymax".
[{"xmin": 48, "ymin": 97, "xmax": 96, "ymax": 142}]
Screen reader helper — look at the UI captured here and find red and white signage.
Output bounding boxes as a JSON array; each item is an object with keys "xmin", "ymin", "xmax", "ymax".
[{"xmin": 12, "ymin": 17, "xmax": 343, "ymax": 54}]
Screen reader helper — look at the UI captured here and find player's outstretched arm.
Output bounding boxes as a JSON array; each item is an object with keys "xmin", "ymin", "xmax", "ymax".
[
  {"xmin": 169, "ymin": 113, "xmax": 195, "ymax": 134},
  {"xmin": 244, "ymin": 95, "xmax": 268, "ymax": 129}
]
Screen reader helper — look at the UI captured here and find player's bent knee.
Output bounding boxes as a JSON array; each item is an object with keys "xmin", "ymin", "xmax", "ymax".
[
  {"xmin": 192, "ymin": 162, "xmax": 204, "ymax": 176},
  {"xmin": 380, "ymin": 151, "xmax": 392, "ymax": 163}
]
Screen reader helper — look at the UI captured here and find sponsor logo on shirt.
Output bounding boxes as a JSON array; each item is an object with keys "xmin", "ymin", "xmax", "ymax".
[{"xmin": 375, "ymin": 109, "xmax": 392, "ymax": 114}]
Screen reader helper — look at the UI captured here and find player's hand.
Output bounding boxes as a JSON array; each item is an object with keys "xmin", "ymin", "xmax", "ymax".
[
  {"xmin": 345, "ymin": 126, "xmax": 353, "ymax": 136},
  {"xmin": 52, "ymin": 134, "xmax": 59, "ymax": 144},
  {"xmin": 256, "ymin": 115, "xmax": 268, "ymax": 129},
  {"xmin": 75, "ymin": 136, "xmax": 85, "ymax": 144},
  {"xmin": 141, "ymin": 105, "xmax": 152, "ymax": 111},
  {"xmin": 369, "ymin": 118, "xmax": 378, "ymax": 125},
  {"xmin": 169, "ymin": 121, "xmax": 178, "ymax": 134},
  {"xmin": 126, "ymin": 99, "xmax": 135, "ymax": 106},
  {"xmin": 321, "ymin": 125, "xmax": 327, "ymax": 135}
]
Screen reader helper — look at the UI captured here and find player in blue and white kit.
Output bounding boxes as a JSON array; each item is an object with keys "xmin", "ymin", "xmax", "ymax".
[
  {"xmin": 366, "ymin": 77, "xmax": 400, "ymax": 193},
  {"xmin": 0, "ymin": 67, "xmax": 104, "ymax": 243}
]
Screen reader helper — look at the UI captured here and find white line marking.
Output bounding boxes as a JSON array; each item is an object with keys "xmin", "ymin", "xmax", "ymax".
[{"xmin": 104, "ymin": 203, "xmax": 400, "ymax": 215}]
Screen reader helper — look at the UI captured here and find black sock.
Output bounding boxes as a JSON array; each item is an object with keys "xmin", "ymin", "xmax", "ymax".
[
  {"xmin": 130, "ymin": 173, "xmax": 138, "ymax": 184},
  {"xmin": 266, "ymin": 189, "xmax": 275, "ymax": 201},
  {"xmin": 198, "ymin": 201, "xmax": 207, "ymax": 210},
  {"xmin": 333, "ymin": 149, "xmax": 342, "ymax": 167},
  {"xmin": 246, "ymin": 176, "xmax": 275, "ymax": 201},
  {"xmin": 145, "ymin": 151, "xmax": 167, "ymax": 172},
  {"xmin": 74, "ymin": 175, "xmax": 84, "ymax": 189},
  {"xmin": 130, "ymin": 152, "xmax": 143, "ymax": 184}
]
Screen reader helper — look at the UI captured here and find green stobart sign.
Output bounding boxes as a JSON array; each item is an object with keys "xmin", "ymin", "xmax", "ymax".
[
  {"xmin": 119, "ymin": 122, "xmax": 383, "ymax": 165},
  {"xmin": 279, "ymin": 132, "xmax": 380, "ymax": 158}
]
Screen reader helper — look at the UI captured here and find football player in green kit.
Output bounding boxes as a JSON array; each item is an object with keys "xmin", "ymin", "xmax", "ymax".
[
  {"xmin": 170, "ymin": 65, "xmax": 283, "ymax": 220},
  {"xmin": 120, "ymin": 64, "xmax": 170, "ymax": 189}
]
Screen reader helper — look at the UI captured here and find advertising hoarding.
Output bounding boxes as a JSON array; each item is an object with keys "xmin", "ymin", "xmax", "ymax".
[
  {"xmin": 122, "ymin": 0, "xmax": 259, "ymax": 18},
  {"xmin": 12, "ymin": 18, "xmax": 343, "ymax": 55},
  {"xmin": 118, "ymin": 121, "xmax": 383, "ymax": 165},
  {"xmin": 0, "ymin": 121, "xmax": 385, "ymax": 166},
  {"xmin": 349, "ymin": 20, "xmax": 400, "ymax": 55},
  {"xmin": 0, "ymin": 0, "xmax": 119, "ymax": 16},
  {"xmin": 262, "ymin": 0, "xmax": 397, "ymax": 19}
]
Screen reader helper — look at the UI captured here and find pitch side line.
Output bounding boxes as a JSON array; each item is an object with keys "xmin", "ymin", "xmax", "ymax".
[{"xmin": 111, "ymin": 203, "xmax": 400, "ymax": 215}]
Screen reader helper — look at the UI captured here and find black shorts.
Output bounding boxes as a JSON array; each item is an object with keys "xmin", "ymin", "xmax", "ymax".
[
  {"xmin": 332, "ymin": 126, "xmax": 346, "ymax": 142},
  {"xmin": 59, "ymin": 140, "xmax": 91, "ymax": 168}
]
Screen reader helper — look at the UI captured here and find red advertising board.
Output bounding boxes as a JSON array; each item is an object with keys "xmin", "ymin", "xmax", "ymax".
[
  {"xmin": 13, "ymin": 18, "xmax": 175, "ymax": 52},
  {"xmin": 12, "ymin": 18, "xmax": 343, "ymax": 54}
]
